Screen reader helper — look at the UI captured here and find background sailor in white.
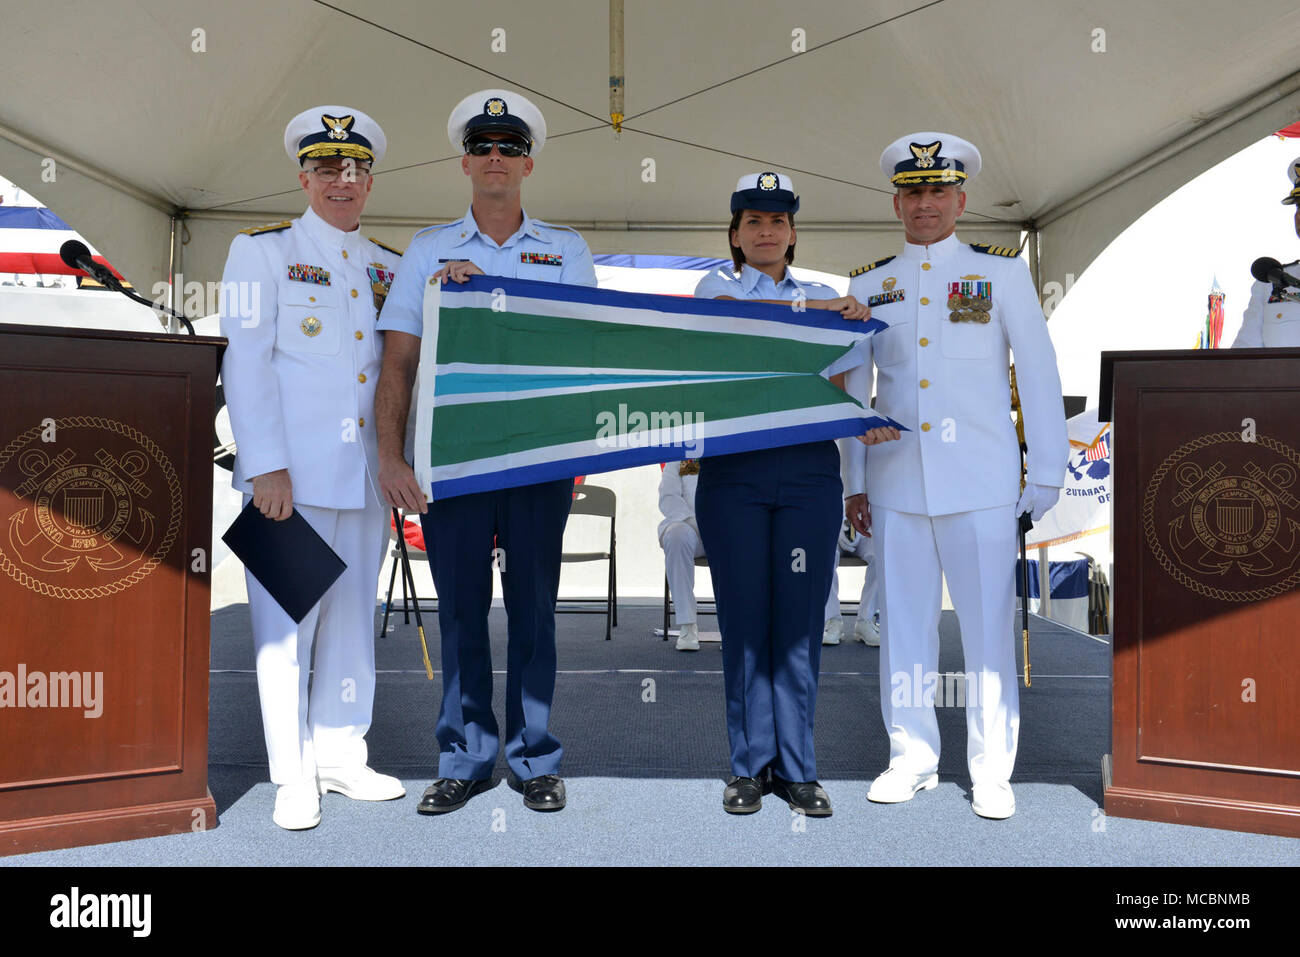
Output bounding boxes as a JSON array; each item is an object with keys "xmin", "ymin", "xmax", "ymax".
[
  {"xmin": 375, "ymin": 90, "xmax": 594, "ymax": 816},
  {"xmin": 658, "ymin": 459, "xmax": 706, "ymax": 652},
  {"xmin": 1232, "ymin": 155, "xmax": 1300, "ymax": 348},
  {"xmin": 842, "ymin": 133, "xmax": 1068, "ymax": 819},
  {"xmin": 219, "ymin": 105, "xmax": 405, "ymax": 830}
]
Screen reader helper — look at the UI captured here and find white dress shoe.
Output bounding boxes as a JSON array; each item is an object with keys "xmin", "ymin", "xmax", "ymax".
[
  {"xmin": 854, "ymin": 614, "xmax": 880, "ymax": 647},
  {"xmin": 972, "ymin": 782, "xmax": 1016, "ymax": 819},
  {"xmin": 867, "ymin": 767, "xmax": 939, "ymax": 804},
  {"xmin": 317, "ymin": 765, "xmax": 406, "ymax": 801},
  {"xmin": 273, "ymin": 782, "xmax": 321, "ymax": 830},
  {"xmin": 822, "ymin": 618, "xmax": 843, "ymax": 646},
  {"xmin": 675, "ymin": 622, "xmax": 700, "ymax": 652}
]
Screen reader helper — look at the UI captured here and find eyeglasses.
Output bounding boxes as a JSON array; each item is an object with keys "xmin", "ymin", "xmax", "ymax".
[
  {"xmin": 304, "ymin": 165, "xmax": 372, "ymax": 182},
  {"xmin": 464, "ymin": 137, "xmax": 530, "ymax": 158}
]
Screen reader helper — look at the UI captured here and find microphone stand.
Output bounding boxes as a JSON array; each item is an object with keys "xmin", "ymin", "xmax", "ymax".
[{"xmin": 97, "ymin": 275, "xmax": 197, "ymax": 336}]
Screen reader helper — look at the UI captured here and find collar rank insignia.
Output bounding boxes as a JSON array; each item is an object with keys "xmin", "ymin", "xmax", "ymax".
[
  {"xmin": 322, "ymin": 114, "xmax": 353, "ymax": 141},
  {"xmin": 910, "ymin": 141, "xmax": 941, "ymax": 170},
  {"xmin": 521, "ymin": 252, "xmax": 563, "ymax": 266},
  {"xmin": 368, "ymin": 265, "xmax": 396, "ymax": 312},
  {"xmin": 868, "ymin": 290, "xmax": 905, "ymax": 308},
  {"xmin": 679, "ymin": 459, "xmax": 699, "ymax": 476},
  {"xmin": 947, "ymin": 280, "xmax": 992, "ymax": 323},
  {"xmin": 288, "ymin": 263, "xmax": 330, "ymax": 285},
  {"xmin": 849, "ymin": 255, "xmax": 896, "ymax": 278}
]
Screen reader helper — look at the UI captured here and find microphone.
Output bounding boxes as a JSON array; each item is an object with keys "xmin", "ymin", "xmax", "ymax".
[
  {"xmin": 58, "ymin": 238, "xmax": 195, "ymax": 335},
  {"xmin": 1250, "ymin": 256, "xmax": 1300, "ymax": 289},
  {"xmin": 59, "ymin": 239, "xmax": 122, "ymax": 290}
]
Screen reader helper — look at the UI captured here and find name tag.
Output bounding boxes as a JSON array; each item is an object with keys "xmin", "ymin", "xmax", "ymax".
[
  {"xmin": 521, "ymin": 252, "xmax": 563, "ymax": 267},
  {"xmin": 287, "ymin": 263, "xmax": 330, "ymax": 285}
]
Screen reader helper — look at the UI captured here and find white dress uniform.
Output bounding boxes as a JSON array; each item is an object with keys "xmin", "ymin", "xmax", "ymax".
[
  {"xmin": 1235, "ymin": 156, "xmax": 1300, "ymax": 347},
  {"xmin": 824, "ymin": 516, "xmax": 878, "ymax": 625},
  {"xmin": 1233, "ymin": 267, "xmax": 1300, "ymax": 347},
  {"xmin": 842, "ymin": 134, "xmax": 1068, "ymax": 808},
  {"xmin": 658, "ymin": 460, "xmax": 704, "ymax": 626},
  {"xmin": 219, "ymin": 109, "xmax": 402, "ymax": 791}
]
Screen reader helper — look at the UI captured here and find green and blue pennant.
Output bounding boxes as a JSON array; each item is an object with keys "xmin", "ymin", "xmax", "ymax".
[{"xmin": 414, "ymin": 275, "xmax": 903, "ymax": 499}]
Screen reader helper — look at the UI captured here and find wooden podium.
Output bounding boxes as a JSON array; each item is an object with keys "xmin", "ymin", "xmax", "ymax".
[
  {"xmin": 0, "ymin": 323, "xmax": 224, "ymax": 855},
  {"xmin": 1100, "ymin": 348, "xmax": 1300, "ymax": 837}
]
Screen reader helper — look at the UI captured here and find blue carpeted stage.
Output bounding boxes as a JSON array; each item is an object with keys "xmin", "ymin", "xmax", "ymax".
[{"xmin": 4, "ymin": 604, "xmax": 1296, "ymax": 866}]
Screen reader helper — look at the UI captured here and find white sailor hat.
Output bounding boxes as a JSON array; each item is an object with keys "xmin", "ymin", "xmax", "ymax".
[
  {"xmin": 730, "ymin": 171, "xmax": 800, "ymax": 214},
  {"xmin": 1282, "ymin": 156, "xmax": 1300, "ymax": 206},
  {"xmin": 879, "ymin": 132, "xmax": 981, "ymax": 187},
  {"xmin": 447, "ymin": 89, "xmax": 547, "ymax": 156},
  {"xmin": 284, "ymin": 105, "xmax": 386, "ymax": 166}
]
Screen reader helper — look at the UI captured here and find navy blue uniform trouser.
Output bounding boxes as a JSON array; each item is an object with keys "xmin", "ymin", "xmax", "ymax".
[
  {"xmin": 694, "ymin": 441, "xmax": 842, "ymax": 782},
  {"xmin": 418, "ymin": 477, "xmax": 573, "ymax": 780}
]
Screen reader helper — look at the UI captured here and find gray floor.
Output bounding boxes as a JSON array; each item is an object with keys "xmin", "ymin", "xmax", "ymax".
[{"xmin": 5, "ymin": 603, "xmax": 1297, "ymax": 866}]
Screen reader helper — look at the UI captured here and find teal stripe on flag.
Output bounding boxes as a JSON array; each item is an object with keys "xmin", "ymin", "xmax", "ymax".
[{"xmin": 434, "ymin": 371, "xmax": 777, "ymax": 396}]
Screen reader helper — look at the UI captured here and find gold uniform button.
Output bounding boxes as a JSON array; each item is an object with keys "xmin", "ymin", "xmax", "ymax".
[
  {"xmin": 921, "ymin": 422, "xmax": 932, "ymax": 432},
  {"xmin": 921, "ymin": 263, "xmax": 931, "ymax": 271},
  {"xmin": 308, "ymin": 295, "xmax": 316, "ymax": 303},
  {"xmin": 342, "ymin": 250, "xmax": 349, "ymax": 260},
  {"xmin": 355, "ymin": 330, "xmax": 364, "ymax": 340},
  {"xmin": 920, "ymin": 296, "xmax": 930, "ymax": 305},
  {"xmin": 919, "ymin": 337, "xmax": 929, "ymax": 346},
  {"xmin": 1279, "ymin": 313, "xmax": 1285, "ymax": 319},
  {"xmin": 358, "ymin": 417, "xmax": 365, "ymax": 427},
  {"xmin": 920, "ymin": 379, "xmax": 930, "ymax": 388},
  {"xmin": 358, "ymin": 373, "xmax": 367, "ymax": 383},
  {"xmin": 350, "ymin": 288, "xmax": 359, "ymax": 298}
]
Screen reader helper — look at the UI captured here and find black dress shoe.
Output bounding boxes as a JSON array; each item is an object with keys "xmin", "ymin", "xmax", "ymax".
[
  {"xmin": 771, "ymin": 776, "xmax": 832, "ymax": 817},
  {"xmin": 416, "ymin": 777, "xmax": 491, "ymax": 815},
  {"xmin": 722, "ymin": 775, "xmax": 765, "ymax": 814},
  {"xmin": 520, "ymin": 774, "xmax": 566, "ymax": 811}
]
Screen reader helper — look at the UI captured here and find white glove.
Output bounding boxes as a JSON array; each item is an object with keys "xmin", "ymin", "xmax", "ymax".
[{"xmin": 1015, "ymin": 483, "xmax": 1060, "ymax": 522}]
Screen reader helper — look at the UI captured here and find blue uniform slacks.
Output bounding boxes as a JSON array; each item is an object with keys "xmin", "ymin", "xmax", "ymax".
[
  {"xmin": 695, "ymin": 441, "xmax": 842, "ymax": 781},
  {"xmin": 419, "ymin": 477, "xmax": 573, "ymax": 780}
]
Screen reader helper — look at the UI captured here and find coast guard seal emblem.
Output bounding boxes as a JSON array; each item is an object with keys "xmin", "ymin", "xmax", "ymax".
[
  {"xmin": 1143, "ymin": 431, "xmax": 1300, "ymax": 602},
  {"xmin": 0, "ymin": 417, "xmax": 182, "ymax": 600}
]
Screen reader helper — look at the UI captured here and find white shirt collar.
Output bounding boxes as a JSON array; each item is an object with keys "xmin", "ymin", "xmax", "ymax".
[
  {"xmin": 899, "ymin": 231, "xmax": 962, "ymax": 262},
  {"xmin": 301, "ymin": 205, "xmax": 364, "ymax": 255}
]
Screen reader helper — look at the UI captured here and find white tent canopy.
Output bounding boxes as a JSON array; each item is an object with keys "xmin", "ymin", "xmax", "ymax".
[{"xmin": 2, "ymin": 0, "xmax": 1299, "ymax": 309}]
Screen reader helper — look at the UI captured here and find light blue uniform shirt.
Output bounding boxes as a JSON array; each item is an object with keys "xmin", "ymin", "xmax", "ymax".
[
  {"xmin": 377, "ymin": 206, "xmax": 597, "ymax": 337},
  {"xmin": 693, "ymin": 262, "xmax": 839, "ymax": 303}
]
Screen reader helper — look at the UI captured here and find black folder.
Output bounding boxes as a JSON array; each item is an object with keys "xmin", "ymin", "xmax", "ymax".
[{"xmin": 221, "ymin": 502, "xmax": 347, "ymax": 623}]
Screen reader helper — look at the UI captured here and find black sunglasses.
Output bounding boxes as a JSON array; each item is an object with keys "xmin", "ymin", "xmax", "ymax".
[{"xmin": 464, "ymin": 137, "xmax": 530, "ymax": 158}]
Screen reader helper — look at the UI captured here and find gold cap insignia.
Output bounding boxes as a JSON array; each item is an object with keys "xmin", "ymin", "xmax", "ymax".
[
  {"xmin": 910, "ymin": 141, "xmax": 941, "ymax": 170},
  {"xmin": 321, "ymin": 114, "xmax": 354, "ymax": 141}
]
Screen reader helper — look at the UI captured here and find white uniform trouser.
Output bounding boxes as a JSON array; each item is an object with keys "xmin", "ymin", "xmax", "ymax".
[
  {"xmin": 243, "ymin": 484, "xmax": 389, "ymax": 786},
  {"xmin": 874, "ymin": 504, "xmax": 1019, "ymax": 788},
  {"xmin": 661, "ymin": 521, "xmax": 706, "ymax": 625},
  {"xmin": 824, "ymin": 536, "xmax": 878, "ymax": 622}
]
